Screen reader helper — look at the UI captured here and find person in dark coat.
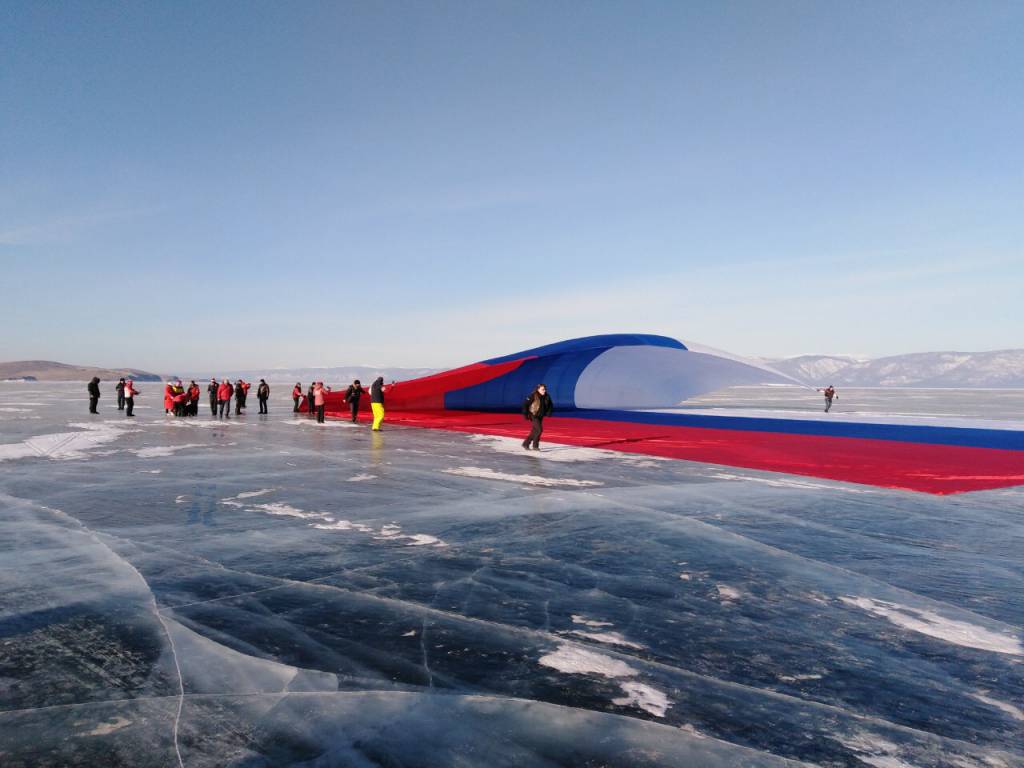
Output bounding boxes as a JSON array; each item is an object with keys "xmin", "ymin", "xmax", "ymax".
[
  {"xmin": 115, "ymin": 378, "xmax": 126, "ymax": 410},
  {"xmin": 257, "ymin": 379, "xmax": 270, "ymax": 414},
  {"xmin": 208, "ymin": 379, "xmax": 219, "ymax": 415},
  {"xmin": 521, "ymin": 383, "xmax": 553, "ymax": 450},
  {"xmin": 307, "ymin": 384, "xmax": 315, "ymax": 416},
  {"xmin": 88, "ymin": 377, "xmax": 101, "ymax": 414},
  {"xmin": 344, "ymin": 379, "xmax": 362, "ymax": 423},
  {"xmin": 235, "ymin": 379, "xmax": 248, "ymax": 415}
]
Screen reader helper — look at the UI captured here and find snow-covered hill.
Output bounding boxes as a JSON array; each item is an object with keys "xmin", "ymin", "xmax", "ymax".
[{"xmin": 766, "ymin": 350, "xmax": 1024, "ymax": 388}]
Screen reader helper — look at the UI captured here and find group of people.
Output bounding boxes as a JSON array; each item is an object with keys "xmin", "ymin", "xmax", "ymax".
[
  {"xmin": 207, "ymin": 378, "xmax": 270, "ymax": 417},
  {"xmin": 290, "ymin": 376, "xmax": 387, "ymax": 430}
]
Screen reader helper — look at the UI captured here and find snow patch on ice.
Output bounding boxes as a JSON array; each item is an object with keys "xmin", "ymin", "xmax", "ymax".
[
  {"xmin": 252, "ymin": 502, "xmax": 330, "ymax": 521},
  {"xmin": 347, "ymin": 473, "xmax": 377, "ymax": 482},
  {"xmin": 971, "ymin": 692, "xmax": 1024, "ymax": 721},
  {"xmin": 538, "ymin": 642, "xmax": 637, "ymax": 678},
  {"xmin": 840, "ymin": 596, "xmax": 1023, "ymax": 655},
  {"xmin": 443, "ymin": 466, "xmax": 603, "ymax": 487},
  {"xmin": 707, "ymin": 472, "xmax": 876, "ymax": 494},
  {"xmin": 80, "ymin": 717, "xmax": 133, "ymax": 736},
  {"xmin": 0, "ymin": 422, "xmax": 130, "ymax": 462},
  {"xmin": 133, "ymin": 443, "xmax": 204, "ymax": 458},
  {"xmin": 538, "ymin": 642, "xmax": 671, "ymax": 718},
  {"xmin": 716, "ymin": 585, "xmax": 742, "ymax": 601},
  {"xmin": 612, "ymin": 680, "xmax": 671, "ymax": 717},
  {"xmin": 571, "ymin": 615, "xmax": 613, "ymax": 628},
  {"xmin": 469, "ymin": 434, "xmax": 667, "ymax": 466},
  {"xmin": 569, "ymin": 630, "xmax": 644, "ymax": 650}
]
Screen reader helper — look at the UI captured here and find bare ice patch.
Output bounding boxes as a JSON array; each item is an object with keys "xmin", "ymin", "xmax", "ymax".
[
  {"xmin": 538, "ymin": 642, "xmax": 671, "ymax": 718},
  {"xmin": 443, "ymin": 466, "xmax": 602, "ymax": 487},
  {"xmin": 840, "ymin": 596, "xmax": 1023, "ymax": 656}
]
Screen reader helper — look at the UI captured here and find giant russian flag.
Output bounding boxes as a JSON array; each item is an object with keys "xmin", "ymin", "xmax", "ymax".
[{"xmin": 322, "ymin": 335, "xmax": 1024, "ymax": 495}]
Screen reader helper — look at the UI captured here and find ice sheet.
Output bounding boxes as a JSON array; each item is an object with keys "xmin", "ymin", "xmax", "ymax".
[{"xmin": 1, "ymin": 382, "xmax": 1022, "ymax": 767}]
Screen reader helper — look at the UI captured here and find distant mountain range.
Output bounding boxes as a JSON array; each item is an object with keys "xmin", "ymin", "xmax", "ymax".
[
  {"xmin": 0, "ymin": 360, "xmax": 162, "ymax": 382},
  {"xmin": 5, "ymin": 350, "xmax": 1023, "ymax": 388},
  {"xmin": 179, "ymin": 366, "xmax": 442, "ymax": 385},
  {"xmin": 765, "ymin": 349, "xmax": 1024, "ymax": 388}
]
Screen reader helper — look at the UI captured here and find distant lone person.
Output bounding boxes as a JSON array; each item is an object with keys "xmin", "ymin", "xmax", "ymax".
[
  {"xmin": 818, "ymin": 385, "xmax": 838, "ymax": 413},
  {"xmin": 292, "ymin": 382, "xmax": 302, "ymax": 412},
  {"xmin": 370, "ymin": 376, "xmax": 385, "ymax": 431},
  {"xmin": 88, "ymin": 377, "xmax": 101, "ymax": 414},
  {"xmin": 521, "ymin": 383, "xmax": 553, "ymax": 450},
  {"xmin": 344, "ymin": 379, "xmax": 362, "ymax": 423},
  {"xmin": 115, "ymin": 378, "xmax": 126, "ymax": 410},
  {"xmin": 124, "ymin": 379, "xmax": 138, "ymax": 417},
  {"xmin": 257, "ymin": 379, "xmax": 270, "ymax": 414}
]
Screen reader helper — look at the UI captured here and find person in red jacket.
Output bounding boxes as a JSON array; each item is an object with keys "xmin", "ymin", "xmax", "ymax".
[
  {"xmin": 292, "ymin": 382, "xmax": 302, "ymax": 413},
  {"xmin": 164, "ymin": 382, "xmax": 174, "ymax": 414},
  {"xmin": 187, "ymin": 381, "xmax": 201, "ymax": 417},
  {"xmin": 313, "ymin": 381, "xmax": 331, "ymax": 423},
  {"xmin": 217, "ymin": 379, "xmax": 233, "ymax": 418}
]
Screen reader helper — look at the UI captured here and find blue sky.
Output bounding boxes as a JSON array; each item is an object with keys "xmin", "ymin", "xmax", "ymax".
[{"xmin": 1, "ymin": 2, "xmax": 1021, "ymax": 371}]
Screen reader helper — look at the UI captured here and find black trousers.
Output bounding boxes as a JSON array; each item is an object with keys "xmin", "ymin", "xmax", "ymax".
[
  {"xmin": 317, "ymin": 404, "xmax": 325, "ymax": 423},
  {"xmin": 293, "ymin": 396, "xmax": 300, "ymax": 412},
  {"xmin": 125, "ymin": 397, "xmax": 134, "ymax": 416},
  {"xmin": 308, "ymin": 397, "xmax": 315, "ymax": 414},
  {"xmin": 219, "ymin": 399, "xmax": 230, "ymax": 417},
  {"xmin": 524, "ymin": 416, "xmax": 544, "ymax": 448},
  {"xmin": 89, "ymin": 396, "xmax": 99, "ymax": 413},
  {"xmin": 117, "ymin": 393, "xmax": 125, "ymax": 410},
  {"xmin": 258, "ymin": 396, "xmax": 268, "ymax": 414},
  {"xmin": 210, "ymin": 398, "xmax": 217, "ymax": 415},
  {"xmin": 349, "ymin": 401, "xmax": 359, "ymax": 422}
]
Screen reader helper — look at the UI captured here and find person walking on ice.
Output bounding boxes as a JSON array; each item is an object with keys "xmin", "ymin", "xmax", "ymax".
[
  {"xmin": 115, "ymin": 378, "xmax": 126, "ymax": 410},
  {"xmin": 521, "ymin": 383, "xmax": 553, "ymax": 450},
  {"xmin": 88, "ymin": 377, "xmax": 101, "ymax": 414},
  {"xmin": 370, "ymin": 376, "xmax": 385, "ymax": 431},
  {"xmin": 344, "ymin": 379, "xmax": 362, "ymax": 423},
  {"xmin": 208, "ymin": 378, "xmax": 219, "ymax": 416},
  {"xmin": 292, "ymin": 382, "xmax": 302, "ymax": 412},
  {"xmin": 818, "ymin": 385, "xmax": 838, "ymax": 413}
]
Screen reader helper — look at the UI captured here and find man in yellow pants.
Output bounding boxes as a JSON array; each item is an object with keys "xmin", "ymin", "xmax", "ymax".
[{"xmin": 370, "ymin": 376, "xmax": 386, "ymax": 431}]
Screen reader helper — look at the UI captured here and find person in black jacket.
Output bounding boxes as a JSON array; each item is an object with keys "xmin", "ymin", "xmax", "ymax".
[
  {"xmin": 88, "ymin": 377, "xmax": 101, "ymax": 414},
  {"xmin": 257, "ymin": 379, "xmax": 270, "ymax": 414},
  {"xmin": 208, "ymin": 379, "xmax": 218, "ymax": 415},
  {"xmin": 521, "ymin": 383, "xmax": 553, "ymax": 450},
  {"xmin": 115, "ymin": 378, "xmax": 126, "ymax": 410},
  {"xmin": 307, "ymin": 384, "xmax": 315, "ymax": 416},
  {"xmin": 344, "ymin": 379, "xmax": 362, "ymax": 423},
  {"xmin": 369, "ymin": 377, "xmax": 386, "ymax": 431}
]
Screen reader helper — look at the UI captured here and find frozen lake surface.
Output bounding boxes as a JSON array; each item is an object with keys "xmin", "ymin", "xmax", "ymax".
[{"xmin": 1, "ymin": 383, "xmax": 1022, "ymax": 767}]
